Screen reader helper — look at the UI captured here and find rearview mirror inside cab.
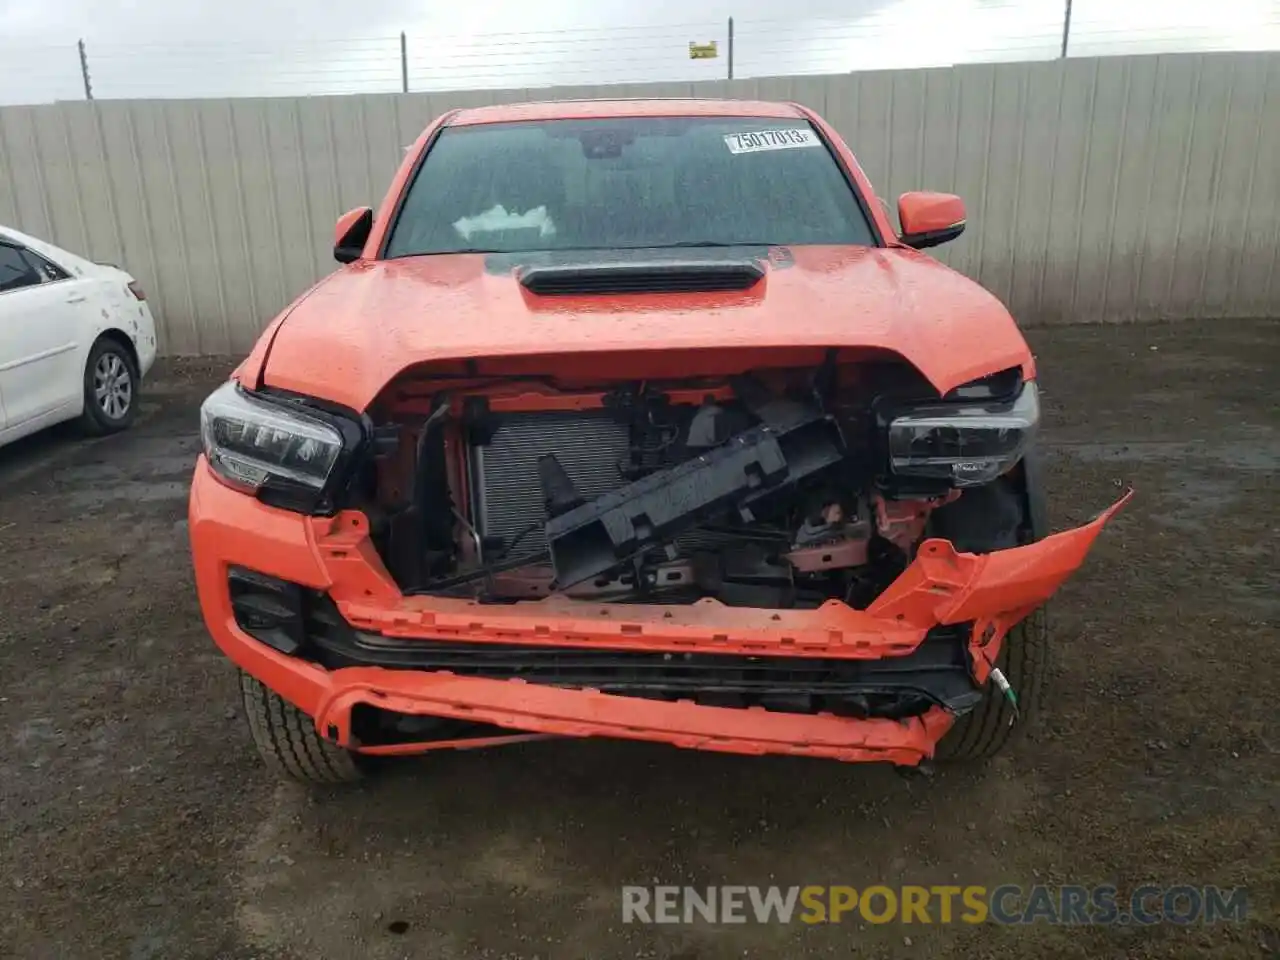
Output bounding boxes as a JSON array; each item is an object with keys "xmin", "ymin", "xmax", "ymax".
[
  {"xmin": 334, "ymin": 207, "xmax": 374, "ymax": 263},
  {"xmin": 897, "ymin": 192, "xmax": 966, "ymax": 250}
]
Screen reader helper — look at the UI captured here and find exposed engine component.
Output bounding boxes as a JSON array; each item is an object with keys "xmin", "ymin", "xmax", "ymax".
[
  {"xmin": 784, "ymin": 498, "xmax": 872, "ymax": 572},
  {"xmin": 542, "ymin": 400, "xmax": 845, "ymax": 588},
  {"xmin": 486, "ymin": 559, "xmax": 699, "ymax": 601},
  {"xmin": 785, "ymin": 536, "xmax": 869, "ymax": 573},
  {"xmin": 873, "ymin": 490, "xmax": 958, "ymax": 553},
  {"xmin": 368, "ymin": 364, "xmax": 962, "ymax": 609},
  {"xmin": 467, "ymin": 409, "xmax": 630, "ymax": 560}
]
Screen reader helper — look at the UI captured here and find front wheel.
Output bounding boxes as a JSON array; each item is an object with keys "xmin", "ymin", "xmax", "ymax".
[
  {"xmin": 935, "ymin": 611, "xmax": 1047, "ymax": 760},
  {"xmin": 927, "ymin": 474, "xmax": 1048, "ymax": 761},
  {"xmin": 239, "ymin": 673, "xmax": 364, "ymax": 784},
  {"xmin": 78, "ymin": 337, "xmax": 139, "ymax": 435}
]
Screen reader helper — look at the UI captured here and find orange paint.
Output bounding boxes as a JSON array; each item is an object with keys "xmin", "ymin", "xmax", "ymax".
[
  {"xmin": 191, "ymin": 460, "xmax": 1128, "ymax": 763},
  {"xmin": 258, "ymin": 246, "xmax": 1034, "ymax": 412},
  {"xmin": 898, "ymin": 191, "xmax": 967, "ymax": 237},
  {"xmin": 197, "ymin": 98, "xmax": 1121, "ymax": 767}
]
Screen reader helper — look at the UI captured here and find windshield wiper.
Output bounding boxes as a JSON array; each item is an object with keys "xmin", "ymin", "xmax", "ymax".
[
  {"xmin": 390, "ymin": 242, "xmax": 785, "ymax": 258},
  {"xmin": 630, "ymin": 241, "xmax": 782, "ymax": 249},
  {"xmin": 387, "ymin": 248, "xmax": 502, "ymax": 258}
]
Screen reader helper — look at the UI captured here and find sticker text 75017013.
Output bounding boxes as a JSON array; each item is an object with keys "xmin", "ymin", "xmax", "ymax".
[{"xmin": 724, "ymin": 129, "xmax": 821, "ymax": 155}]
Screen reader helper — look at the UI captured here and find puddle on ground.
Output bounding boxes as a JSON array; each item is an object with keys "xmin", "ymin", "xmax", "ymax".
[
  {"xmin": 65, "ymin": 480, "xmax": 190, "ymax": 510},
  {"xmin": 1051, "ymin": 430, "xmax": 1277, "ymax": 532},
  {"xmin": 1055, "ymin": 435, "xmax": 1280, "ymax": 471},
  {"xmin": 1152, "ymin": 475, "xmax": 1241, "ymax": 531},
  {"xmin": 52, "ymin": 453, "xmax": 197, "ymax": 485}
]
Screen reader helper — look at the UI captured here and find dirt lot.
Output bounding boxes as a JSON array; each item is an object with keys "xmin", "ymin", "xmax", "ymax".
[{"xmin": 0, "ymin": 320, "xmax": 1275, "ymax": 960}]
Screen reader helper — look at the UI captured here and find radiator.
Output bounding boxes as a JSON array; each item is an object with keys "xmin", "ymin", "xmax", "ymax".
[{"xmin": 469, "ymin": 411, "xmax": 631, "ymax": 557}]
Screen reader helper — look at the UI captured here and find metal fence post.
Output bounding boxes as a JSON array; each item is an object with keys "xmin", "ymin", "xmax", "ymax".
[
  {"xmin": 400, "ymin": 32, "xmax": 409, "ymax": 92},
  {"xmin": 1061, "ymin": 0, "xmax": 1073, "ymax": 58},
  {"xmin": 78, "ymin": 38, "xmax": 93, "ymax": 100},
  {"xmin": 727, "ymin": 17, "xmax": 735, "ymax": 80}
]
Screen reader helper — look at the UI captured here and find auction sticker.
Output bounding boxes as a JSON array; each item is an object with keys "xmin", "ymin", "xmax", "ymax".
[{"xmin": 724, "ymin": 128, "xmax": 821, "ymax": 154}]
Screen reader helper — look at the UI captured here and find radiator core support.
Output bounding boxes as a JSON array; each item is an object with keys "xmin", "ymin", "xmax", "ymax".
[{"xmin": 543, "ymin": 406, "xmax": 846, "ymax": 588}]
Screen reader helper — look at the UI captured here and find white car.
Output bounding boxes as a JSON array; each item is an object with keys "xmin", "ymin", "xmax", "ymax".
[{"xmin": 0, "ymin": 225, "xmax": 157, "ymax": 447}]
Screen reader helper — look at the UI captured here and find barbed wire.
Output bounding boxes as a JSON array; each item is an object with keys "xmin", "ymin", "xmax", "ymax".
[{"xmin": 2, "ymin": 8, "xmax": 1279, "ymax": 106}]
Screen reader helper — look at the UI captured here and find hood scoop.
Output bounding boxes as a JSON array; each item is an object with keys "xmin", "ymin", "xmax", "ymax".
[{"xmin": 518, "ymin": 257, "xmax": 765, "ymax": 296}]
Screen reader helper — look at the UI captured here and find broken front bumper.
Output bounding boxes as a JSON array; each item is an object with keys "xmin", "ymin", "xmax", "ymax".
[{"xmin": 189, "ymin": 458, "xmax": 1129, "ymax": 765}]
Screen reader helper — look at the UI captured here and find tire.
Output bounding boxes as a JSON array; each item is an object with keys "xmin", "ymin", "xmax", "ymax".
[
  {"xmin": 239, "ymin": 672, "xmax": 364, "ymax": 784},
  {"xmin": 78, "ymin": 336, "xmax": 140, "ymax": 435},
  {"xmin": 928, "ymin": 475, "xmax": 1049, "ymax": 761},
  {"xmin": 935, "ymin": 609, "xmax": 1047, "ymax": 761}
]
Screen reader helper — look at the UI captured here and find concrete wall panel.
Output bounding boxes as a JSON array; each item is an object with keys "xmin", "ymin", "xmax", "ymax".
[{"xmin": 0, "ymin": 52, "xmax": 1274, "ymax": 355}]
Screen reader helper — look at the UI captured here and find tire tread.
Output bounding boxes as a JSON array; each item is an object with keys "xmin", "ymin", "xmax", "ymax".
[
  {"xmin": 937, "ymin": 609, "xmax": 1047, "ymax": 761},
  {"xmin": 238, "ymin": 672, "xmax": 362, "ymax": 783}
]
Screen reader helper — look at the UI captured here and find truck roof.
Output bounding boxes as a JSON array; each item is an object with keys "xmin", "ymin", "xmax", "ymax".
[{"xmin": 446, "ymin": 98, "xmax": 808, "ymax": 126}]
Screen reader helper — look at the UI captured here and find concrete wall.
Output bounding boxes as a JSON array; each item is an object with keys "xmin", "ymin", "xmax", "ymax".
[{"xmin": 1, "ymin": 51, "xmax": 1278, "ymax": 356}]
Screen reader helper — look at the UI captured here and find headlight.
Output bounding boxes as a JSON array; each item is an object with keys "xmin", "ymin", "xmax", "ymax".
[
  {"xmin": 887, "ymin": 380, "xmax": 1039, "ymax": 487},
  {"xmin": 200, "ymin": 381, "xmax": 347, "ymax": 500}
]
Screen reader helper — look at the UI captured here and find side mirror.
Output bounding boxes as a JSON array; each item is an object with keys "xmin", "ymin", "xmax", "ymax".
[
  {"xmin": 897, "ymin": 192, "xmax": 966, "ymax": 250},
  {"xmin": 334, "ymin": 207, "xmax": 374, "ymax": 264}
]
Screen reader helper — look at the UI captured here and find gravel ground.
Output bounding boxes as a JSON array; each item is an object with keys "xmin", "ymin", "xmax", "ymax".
[{"xmin": 0, "ymin": 320, "xmax": 1275, "ymax": 960}]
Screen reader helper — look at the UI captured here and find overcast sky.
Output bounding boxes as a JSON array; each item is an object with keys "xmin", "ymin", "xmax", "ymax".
[{"xmin": 1, "ymin": 0, "xmax": 1278, "ymax": 103}]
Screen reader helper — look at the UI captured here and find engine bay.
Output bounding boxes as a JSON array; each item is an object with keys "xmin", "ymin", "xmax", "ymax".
[{"xmin": 359, "ymin": 358, "xmax": 970, "ymax": 609}]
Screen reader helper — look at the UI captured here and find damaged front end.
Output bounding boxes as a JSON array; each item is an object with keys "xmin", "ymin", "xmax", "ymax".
[
  {"xmin": 365, "ymin": 353, "xmax": 1044, "ymax": 606},
  {"xmin": 196, "ymin": 347, "xmax": 1127, "ymax": 764}
]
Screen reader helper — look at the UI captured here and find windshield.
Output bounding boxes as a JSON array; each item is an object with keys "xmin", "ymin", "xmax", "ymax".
[{"xmin": 384, "ymin": 117, "xmax": 878, "ymax": 257}]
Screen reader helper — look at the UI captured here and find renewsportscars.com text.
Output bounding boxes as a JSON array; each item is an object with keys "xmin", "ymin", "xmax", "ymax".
[{"xmin": 621, "ymin": 884, "xmax": 1248, "ymax": 926}]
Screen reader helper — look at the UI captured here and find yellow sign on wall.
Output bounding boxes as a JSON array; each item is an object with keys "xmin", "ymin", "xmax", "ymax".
[{"xmin": 689, "ymin": 41, "xmax": 719, "ymax": 60}]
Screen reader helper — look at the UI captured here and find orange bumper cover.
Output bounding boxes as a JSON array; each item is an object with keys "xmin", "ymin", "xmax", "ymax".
[{"xmin": 189, "ymin": 459, "xmax": 1128, "ymax": 765}]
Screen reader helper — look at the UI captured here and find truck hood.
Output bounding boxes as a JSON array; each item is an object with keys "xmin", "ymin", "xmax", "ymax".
[{"xmin": 261, "ymin": 245, "xmax": 1033, "ymax": 411}]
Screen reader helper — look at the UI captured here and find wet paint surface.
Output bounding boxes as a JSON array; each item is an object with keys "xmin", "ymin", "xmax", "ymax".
[{"xmin": 261, "ymin": 245, "xmax": 1032, "ymax": 410}]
